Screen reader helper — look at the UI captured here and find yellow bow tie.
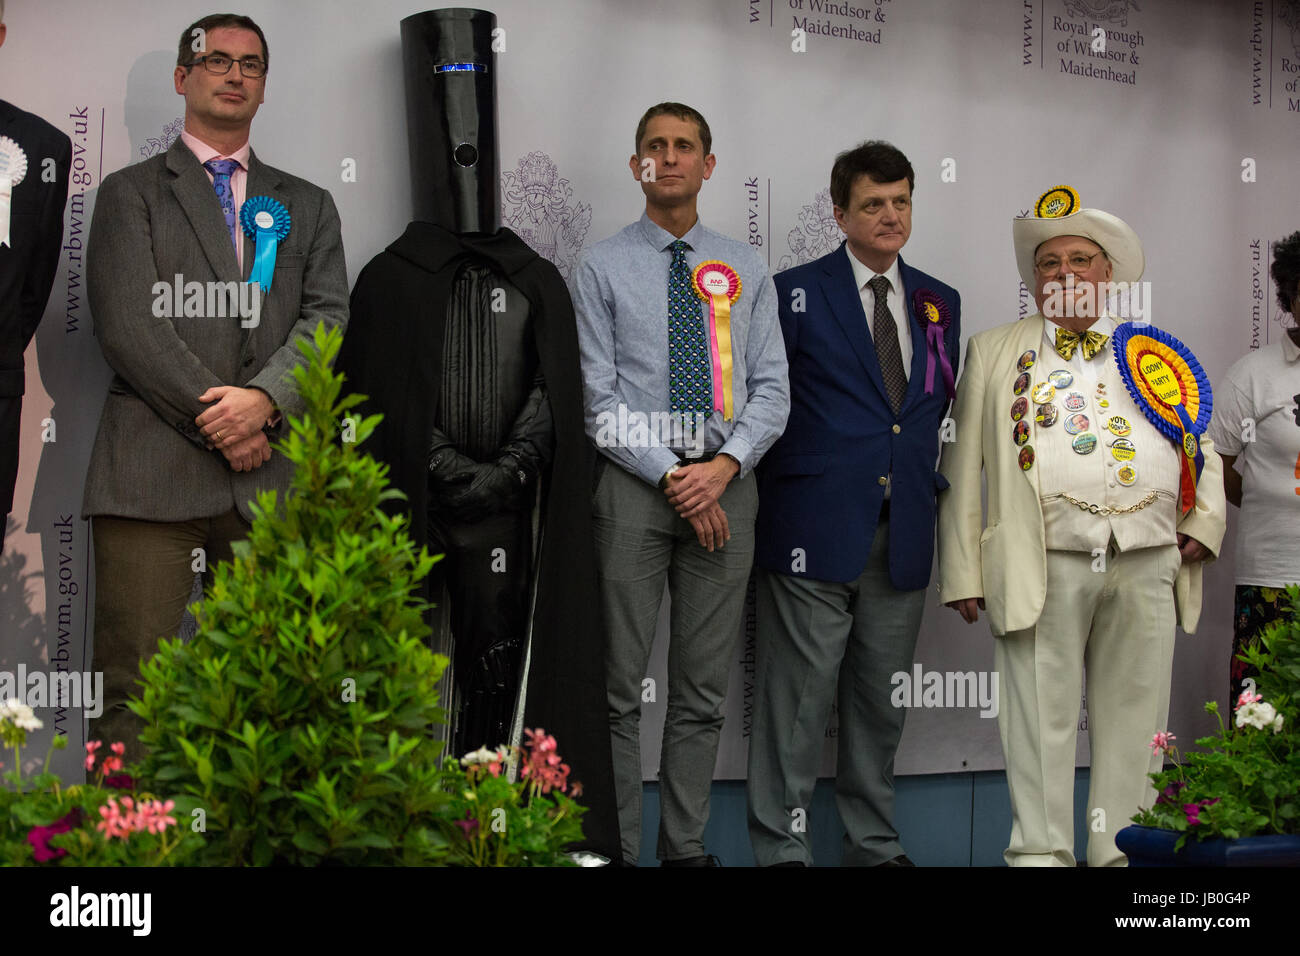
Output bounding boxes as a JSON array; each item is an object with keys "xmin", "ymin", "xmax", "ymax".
[{"xmin": 1055, "ymin": 328, "xmax": 1109, "ymax": 361}]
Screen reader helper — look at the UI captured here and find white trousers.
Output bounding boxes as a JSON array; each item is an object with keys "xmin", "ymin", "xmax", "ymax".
[{"xmin": 994, "ymin": 542, "xmax": 1181, "ymax": 867}]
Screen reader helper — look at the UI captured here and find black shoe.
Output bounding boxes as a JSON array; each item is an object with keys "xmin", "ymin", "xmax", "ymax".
[
  {"xmin": 875, "ymin": 854, "xmax": 916, "ymax": 867},
  {"xmin": 661, "ymin": 854, "xmax": 721, "ymax": 867}
]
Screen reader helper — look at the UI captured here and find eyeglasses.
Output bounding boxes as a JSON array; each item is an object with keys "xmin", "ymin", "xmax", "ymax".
[
  {"xmin": 1034, "ymin": 251, "xmax": 1105, "ymax": 275},
  {"xmin": 188, "ymin": 54, "xmax": 267, "ymax": 78}
]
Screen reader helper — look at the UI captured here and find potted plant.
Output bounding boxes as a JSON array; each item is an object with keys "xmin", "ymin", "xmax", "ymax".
[{"xmin": 1119, "ymin": 585, "xmax": 1300, "ymax": 866}]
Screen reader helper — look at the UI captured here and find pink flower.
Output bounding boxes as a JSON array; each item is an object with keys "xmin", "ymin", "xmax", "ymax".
[
  {"xmin": 1235, "ymin": 690, "xmax": 1262, "ymax": 711},
  {"xmin": 454, "ymin": 812, "xmax": 479, "ymax": 838},
  {"xmin": 521, "ymin": 728, "xmax": 571, "ymax": 793},
  {"xmin": 1149, "ymin": 731, "xmax": 1176, "ymax": 755},
  {"xmin": 101, "ymin": 756, "xmax": 124, "ymax": 774},
  {"xmin": 84, "ymin": 740, "xmax": 101, "ymax": 772},
  {"xmin": 27, "ymin": 809, "xmax": 83, "ymax": 862},
  {"xmin": 109, "ymin": 742, "xmax": 125, "ymax": 756},
  {"xmin": 1182, "ymin": 797, "xmax": 1219, "ymax": 827}
]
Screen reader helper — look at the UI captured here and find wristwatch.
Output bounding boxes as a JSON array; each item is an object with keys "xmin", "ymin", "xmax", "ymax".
[{"xmin": 658, "ymin": 463, "xmax": 682, "ymax": 491}]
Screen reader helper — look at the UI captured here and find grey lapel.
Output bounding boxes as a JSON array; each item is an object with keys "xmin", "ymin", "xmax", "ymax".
[{"xmin": 165, "ymin": 140, "xmax": 241, "ymax": 282}]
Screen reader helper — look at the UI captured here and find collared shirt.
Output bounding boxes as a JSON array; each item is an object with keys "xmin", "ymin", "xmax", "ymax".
[
  {"xmin": 571, "ymin": 211, "xmax": 790, "ymax": 486},
  {"xmin": 846, "ymin": 247, "xmax": 911, "ymax": 376},
  {"xmin": 181, "ymin": 129, "xmax": 250, "ymax": 270}
]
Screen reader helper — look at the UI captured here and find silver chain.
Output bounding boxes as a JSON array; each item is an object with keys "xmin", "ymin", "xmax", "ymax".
[{"xmin": 1043, "ymin": 490, "xmax": 1160, "ymax": 516}]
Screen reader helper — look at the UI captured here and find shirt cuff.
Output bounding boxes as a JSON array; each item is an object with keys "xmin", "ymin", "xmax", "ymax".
[
  {"xmin": 636, "ymin": 447, "xmax": 682, "ymax": 487},
  {"xmin": 718, "ymin": 436, "xmax": 754, "ymax": 478}
]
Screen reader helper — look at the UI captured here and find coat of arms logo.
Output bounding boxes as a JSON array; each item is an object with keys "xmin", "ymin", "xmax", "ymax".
[
  {"xmin": 501, "ymin": 151, "xmax": 592, "ymax": 280},
  {"xmin": 1062, "ymin": 0, "xmax": 1140, "ymax": 27},
  {"xmin": 777, "ymin": 188, "xmax": 844, "ymax": 272},
  {"xmin": 139, "ymin": 117, "xmax": 184, "ymax": 159}
]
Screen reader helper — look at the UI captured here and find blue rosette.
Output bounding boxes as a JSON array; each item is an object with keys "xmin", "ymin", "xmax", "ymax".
[
  {"xmin": 240, "ymin": 196, "xmax": 291, "ymax": 294},
  {"xmin": 1111, "ymin": 321, "xmax": 1212, "ymax": 513}
]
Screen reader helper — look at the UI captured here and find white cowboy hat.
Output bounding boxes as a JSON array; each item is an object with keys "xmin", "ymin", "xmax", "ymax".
[{"xmin": 1012, "ymin": 185, "xmax": 1144, "ymax": 289}]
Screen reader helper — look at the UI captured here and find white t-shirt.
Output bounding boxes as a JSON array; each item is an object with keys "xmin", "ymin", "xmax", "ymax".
[{"xmin": 1207, "ymin": 331, "xmax": 1300, "ymax": 587}]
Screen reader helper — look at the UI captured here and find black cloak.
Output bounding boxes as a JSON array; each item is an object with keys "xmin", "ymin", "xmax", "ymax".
[{"xmin": 337, "ymin": 222, "xmax": 617, "ymax": 860}]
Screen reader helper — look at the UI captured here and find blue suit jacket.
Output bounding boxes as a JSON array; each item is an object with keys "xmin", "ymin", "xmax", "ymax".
[{"xmin": 755, "ymin": 245, "xmax": 961, "ymax": 589}]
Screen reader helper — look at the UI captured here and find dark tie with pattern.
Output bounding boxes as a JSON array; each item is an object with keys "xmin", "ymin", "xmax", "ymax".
[
  {"xmin": 868, "ymin": 274, "xmax": 906, "ymax": 415},
  {"xmin": 667, "ymin": 239, "xmax": 712, "ymax": 420},
  {"xmin": 203, "ymin": 158, "xmax": 240, "ymax": 252}
]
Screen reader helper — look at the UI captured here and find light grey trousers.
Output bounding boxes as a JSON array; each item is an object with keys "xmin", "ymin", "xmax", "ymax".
[{"xmin": 592, "ymin": 460, "xmax": 757, "ymax": 865}]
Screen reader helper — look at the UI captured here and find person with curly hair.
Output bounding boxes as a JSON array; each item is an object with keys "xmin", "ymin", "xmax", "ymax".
[{"xmin": 1207, "ymin": 231, "xmax": 1300, "ymax": 703}]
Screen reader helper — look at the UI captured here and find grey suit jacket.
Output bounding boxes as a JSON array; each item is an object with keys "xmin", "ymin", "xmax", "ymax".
[{"xmin": 82, "ymin": 139, "xmax": 348, "ymax": 522}]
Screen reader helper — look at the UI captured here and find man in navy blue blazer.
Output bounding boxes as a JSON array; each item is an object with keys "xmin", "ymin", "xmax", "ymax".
[{"xmin": 749, "ymin": 141, "xmax": 961, "ymax": 866}]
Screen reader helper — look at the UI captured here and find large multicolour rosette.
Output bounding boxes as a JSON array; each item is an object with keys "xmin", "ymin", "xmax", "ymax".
[
  {"xmin": 911, "ymin": 288, "xmax": 955, "ymax": 401},
  {"xmin": 240, "ymin": 195, "xmax": 291, "ymax": 293},
  {"xmin": 1111, "ymin": 321, "xmax": 1212, "ymax": 514},
  {"xmin": 692, "ymin": 260, "xmax": 742, "ymax": 421}
]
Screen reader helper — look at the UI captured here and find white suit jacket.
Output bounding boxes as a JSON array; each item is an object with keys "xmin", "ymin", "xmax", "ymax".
[{"xmin": 937, "ymin": 315, "xmax": 1226, "ymax": 635}]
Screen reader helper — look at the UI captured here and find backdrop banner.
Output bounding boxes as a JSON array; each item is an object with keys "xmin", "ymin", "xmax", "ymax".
[{"xmin": 0, "ymin": 0, "xmax": 1294, "ymax": 784}]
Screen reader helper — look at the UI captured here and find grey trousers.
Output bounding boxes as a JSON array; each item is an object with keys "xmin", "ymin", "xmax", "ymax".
[
  {"xmin": 592, "ymin": 460, "xmax": 757, "ymax": 865},
  {"xmin": 747, "ymin": 522, "xmax": 926, "ymax": 866}
]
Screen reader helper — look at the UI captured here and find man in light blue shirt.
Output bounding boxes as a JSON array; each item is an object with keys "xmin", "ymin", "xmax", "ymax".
[{"xmin": 571, "ymin": 102, "xmax": 788, "ymax": 866}]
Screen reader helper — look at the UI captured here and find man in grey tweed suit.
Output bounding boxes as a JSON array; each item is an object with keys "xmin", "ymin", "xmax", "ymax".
[{"xmin": 84, "ymin": 14, "xmax": 348, "ymax": 754}]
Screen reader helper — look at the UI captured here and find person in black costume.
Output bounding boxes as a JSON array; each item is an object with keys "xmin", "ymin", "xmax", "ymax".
[{"xmin": 336, "ymin": 8, "xmax": 617, "ymax": 861}]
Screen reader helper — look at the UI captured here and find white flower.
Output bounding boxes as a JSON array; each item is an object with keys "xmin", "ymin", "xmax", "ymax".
[
  {"xmin": 0, "ymin": 697, "xmax": 41, "ymax": 731},
  {"xmin": 1235, "ymin": 700, "xmax": 1279, "ymax": 731},
  {"xmin": 1273, "ymin": 714, "xmax": 1285, "ymax": 734},
  {"xmin": 460, "ymin": 746, "xmax": 497, "ymax": 767}
]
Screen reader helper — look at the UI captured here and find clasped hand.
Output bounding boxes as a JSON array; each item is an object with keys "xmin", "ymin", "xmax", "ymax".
[{"xmin": 196, "ymin": 385, "xmax": 273, "ymax": 472}]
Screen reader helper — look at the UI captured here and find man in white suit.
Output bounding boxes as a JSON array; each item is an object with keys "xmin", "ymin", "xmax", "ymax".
[{"xmin": 937, "ymin": 188, "xmax": 1225, "ymax": 867}]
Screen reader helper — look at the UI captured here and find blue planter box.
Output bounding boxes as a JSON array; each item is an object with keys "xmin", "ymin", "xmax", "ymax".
[{"xmin": 1117, "ymin": 825, "xmax": 1300, "ymax": 867}]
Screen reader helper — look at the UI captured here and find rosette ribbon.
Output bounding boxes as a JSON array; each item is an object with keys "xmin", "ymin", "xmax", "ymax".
[
  {"xmin": 1111, "ymin": 321, "xmax": 1212, "ymax": 515},
  {"xmin": 239, "ymin": 196, "xmax": 291, "ymax": 293},
  {"xmin": 0, "ymin": 136, "xmax": 30, "ymax": 249},
  {"xmin": 912, "ymin": 289, "xmax": 955, "ymax": 401},
  {"xmin": 692, "ymin": 261, "xmax": 742, "ymax": 421}
]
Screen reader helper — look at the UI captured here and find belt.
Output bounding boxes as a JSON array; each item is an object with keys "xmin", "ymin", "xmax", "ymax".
[{"xmin": 676, "ymin": 450, "xmax": 721, "ymax": 465}]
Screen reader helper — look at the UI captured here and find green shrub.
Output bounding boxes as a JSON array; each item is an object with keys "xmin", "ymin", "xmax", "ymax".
[{"xmin": 132, "ymin": 323, "xmax": 451, "ymax": 865}]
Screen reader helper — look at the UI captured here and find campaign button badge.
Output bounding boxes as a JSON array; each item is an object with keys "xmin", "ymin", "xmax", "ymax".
[
  {"xmin": 1013, "ymin": 372, "xmax": 1030, "ymax": 396},
  {"xmin": 1072, "ymin": 432, "xmax": 1098, "ymax": 455},
  {"xmin": 1117, "ymin": 463, "xmax": 1138, "ymax": 486},
  {"xmin": 1017, "ymin": 349, "xmax": 1037, "ymax": 372},
  {"xmin": 1111, "ymin": 437, "xmax": 1136, "ymax": 461},
  {"xmin": 1019, "ymin": 446, "xmax": 1035, "ymax": 471},
  {"xmin": 1011, "ymin": 396, "xmax": 1029, "ymax": 422},
  {"xmin": 1106, "ymin": 415, "xmax": 1132, "ymax": 437},
  {"xmin": 1064, "ymin": 412, "xmax": 1091, "ymax": 435},
  {"xmin": 1048, "ymin": 369, "xmax": 1073, "ymax": 388},
  {"xmin": 1063, "ymin": 391, "xmax": 1087, "ymax": 412},
  {"xmin": 1034, "ymin": 402, "xmax": 1059, "ymax": 427},
  {"xmin": 1013, "ymin": 420, "xmax": 1030, "ymax": 446},
  {"xmin": 1032, "ymin": 382, "xmax": 1055, "ymax": 404}
]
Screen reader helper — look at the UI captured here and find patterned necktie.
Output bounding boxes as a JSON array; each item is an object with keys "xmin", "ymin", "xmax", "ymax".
[
  {"xmin": 203, "ymin": 158, "xmax": 240, "ymax": 252},
  {"xmin": 868, "ymin": 275, "xmax": 906, "ymax": 415},
  {"xmin": 667, "ymin": 239, "xmax": 712, "ymax": 420},
  {"xmin": 1055, "ymin": 327, "xmax": 1109, "ymax": 361}
]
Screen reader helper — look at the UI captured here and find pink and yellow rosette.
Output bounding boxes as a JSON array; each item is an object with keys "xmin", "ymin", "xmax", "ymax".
[{"xmin": 692, "ymin": 260, "xmax": 742, "ymax": 421}]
